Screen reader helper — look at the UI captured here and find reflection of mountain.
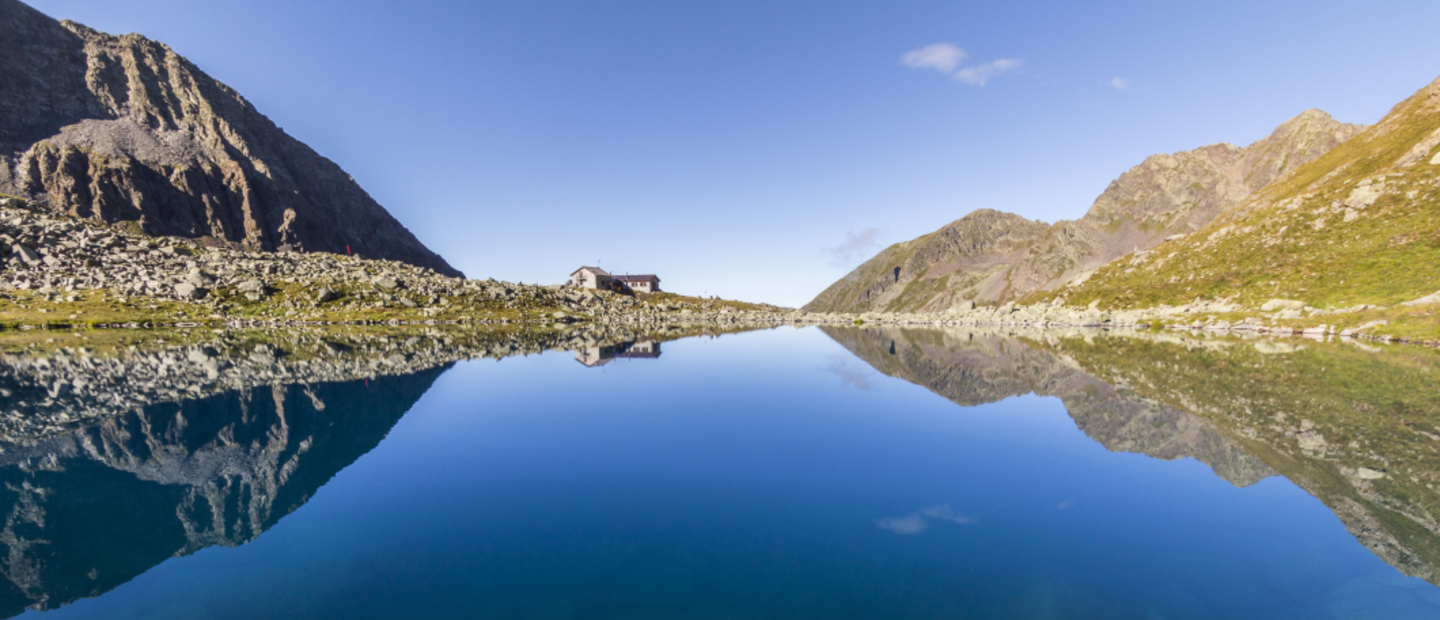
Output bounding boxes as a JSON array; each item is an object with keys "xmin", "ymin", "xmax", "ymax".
[
  {"xmin": 1037, "ymin": 334, "xmax": 1440, "ymax": 586},
  {"xmin": 0, "ymin": 367, "xmax": 446, "ymax": 617},
  {"xmin": 0, "ymin": 323, "xmax": 753, "ymax": 447},
  {"xmin": 821, "ymin": 326, "xmax": 1274, "ymax": 487},
  {"xmin": 0, "ymin": 324, "xmax": 771, "ymax": 617},
  {"xmin": 824, "ymin": 326, "xmax": 1440, "ymax": 587}
]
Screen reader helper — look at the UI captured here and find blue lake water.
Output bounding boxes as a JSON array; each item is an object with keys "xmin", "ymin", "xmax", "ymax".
[{"xmin": 8, "ymin": 326, "xmax": 1440, "ymax": 618}]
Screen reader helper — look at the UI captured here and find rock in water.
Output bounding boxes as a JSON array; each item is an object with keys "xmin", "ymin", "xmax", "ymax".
[{"xmin": 0, "ymin": 0, "xmax": 462, "ymax": 277}]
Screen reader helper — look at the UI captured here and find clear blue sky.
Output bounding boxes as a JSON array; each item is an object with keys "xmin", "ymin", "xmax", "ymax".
[{"xmin": 26, "ymin": 0, "xmax": 1440, "ymax": 306}]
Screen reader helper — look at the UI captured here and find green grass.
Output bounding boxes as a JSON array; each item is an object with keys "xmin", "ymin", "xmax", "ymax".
[{"xmin": 1029, "ymin": 79, "xmax": 1440, "ymax": 335}]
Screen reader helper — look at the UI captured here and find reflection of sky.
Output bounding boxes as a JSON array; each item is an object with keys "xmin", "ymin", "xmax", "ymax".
[
  {"xmin": 876, "ymin": 504, "xmax": 976, "ymax": 535},
  {"xmin": 822, "ymin": 353, "xmax": 878, "ymax": 390},
  {"xmin": 30, "ymin": 327, "xmax": 1440, "ymax": 619}
]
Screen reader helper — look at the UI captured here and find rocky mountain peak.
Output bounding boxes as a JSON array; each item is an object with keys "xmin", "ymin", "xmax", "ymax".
[
  {"xmin": 805, "ymin": 108, "xmax": 1365, "ymax": 314},
  {"xmin": 0, "ymin": 0, "xmax": 462, "ymax": 277}
]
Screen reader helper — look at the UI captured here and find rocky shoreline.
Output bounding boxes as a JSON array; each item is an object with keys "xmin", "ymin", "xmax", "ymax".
[
  {"xmin": 0, "ymin": 321, "xmax": 776, "ymax": 447},
  {"xmin": 2, "ymin": 196, "xmax": 1434, "ymax": 346}
]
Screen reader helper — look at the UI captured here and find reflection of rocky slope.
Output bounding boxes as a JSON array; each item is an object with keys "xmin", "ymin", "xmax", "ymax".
[
  {"xmin": 825, "ymin": 325, "xmax": 1440, "ymax": 585},
  {"xmin": 822, "ymin": 326, "xmax": 1274, "ymax": 488},
  {"xmin": 0, "ymin": 367, "xmax": 443, "ymax": 617},
  {"xmin": 1038, "ymin": 333, "xmax": 1440, "ymax": 585},
  {"xmin": 0, "ymin": 322, "xmax": 764, "ymax": 445},
  {"xmin": 0, "ymin": 323, "xmax": 766, "ymax": 617}
]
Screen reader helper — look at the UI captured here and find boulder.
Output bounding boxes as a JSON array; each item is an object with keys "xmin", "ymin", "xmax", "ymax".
[
  {"xmin": 174, "ymin": 282, "xmax": 207, "ymax": 300},
  {"xmin": 11, "ymin": 244, "xmax": 39, "ymax": 264},
  {"xmin": 184, "ymin": 269, "xmax": 215, "ymax": 287},
  {"xmin": 1261, "ymin": 299, "xmax": 1306, "ymax": 312}
]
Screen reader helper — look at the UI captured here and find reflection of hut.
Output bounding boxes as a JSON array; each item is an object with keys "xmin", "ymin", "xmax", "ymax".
[
  {"xmin": 575, "ymin": 345, "xmax": 618, "ymax": 367},
  {"xmin": 574, "ymin": 341, "xmax": 662, "ymax": 367},
  {"xmin": 616, "ymin": 341, "xmax": 661, "ymax": 359}
]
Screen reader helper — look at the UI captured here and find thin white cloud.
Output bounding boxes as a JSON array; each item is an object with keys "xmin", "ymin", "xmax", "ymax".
[
  {"xmin": 1110, "ymin": 77, "xmax": 1130, "ymax": 91},
  {"xmin": 953, "ymin": 59, "xmax": 1023, "ymax": 86},
  {"xmin": 825, "ymin": 227, "xmax": 883, "ymax": 268},
  {"xmin": 901, "ymin": 43, "xmax": 967, "ymax": 73}
]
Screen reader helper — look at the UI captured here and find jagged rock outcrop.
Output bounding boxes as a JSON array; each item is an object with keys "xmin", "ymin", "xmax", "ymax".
[
  {"xmin": 806, "ymin": 110, "xmax": 1364, "ymax": 313},
  {"xmin": 0, "ymin": 0, "xmax": 461, "ymax": 277}
]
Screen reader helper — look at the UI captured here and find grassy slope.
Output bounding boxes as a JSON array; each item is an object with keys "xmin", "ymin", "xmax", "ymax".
[{"xmin": 1034, "ymin": 77, "xmax": 1440, "ymax": 336}]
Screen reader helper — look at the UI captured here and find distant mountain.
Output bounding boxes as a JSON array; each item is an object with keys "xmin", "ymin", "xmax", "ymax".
[
  {"xmin": 805, "ymin": 110, "xmax": 1363, "ymax": 313},
  {"xmin": 1052, "ymin": 74, "xmax": 1440, "ymax": 311},
  {"xmin": 0, "ymin": 0, "xmax": 461, "ymax": 277}
]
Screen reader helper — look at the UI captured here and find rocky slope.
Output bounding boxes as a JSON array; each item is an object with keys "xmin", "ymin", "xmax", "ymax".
[
  {"xmin": 0, "ymin": 0, "xmax": 460, "ymax": 276},
  {"xmin": 0, "ymin": 196, "xmax": 794, "ymax": 327},
  {"xmin": 806, "ymin": 110, "xmax": 1363, "ymax": 313},
  {"xmin": 1052, "ymin": 74, "xmax": 1440, "ymax": 317}
]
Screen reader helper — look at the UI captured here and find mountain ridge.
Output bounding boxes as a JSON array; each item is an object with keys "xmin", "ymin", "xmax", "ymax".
[
  {"xmin": 0, "ymin": 0, "xmax": 462, "ymax": 277},
  {"xmin": 1048, "ymin": 73, "xmax": 1440, "ymax": 313},
  {"xmin": 805, "ymin": 109, "xmax": 1364, "ymax": 313}
]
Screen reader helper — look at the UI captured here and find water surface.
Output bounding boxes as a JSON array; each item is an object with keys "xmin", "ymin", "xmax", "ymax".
[{"xmin": 2, "ymin": 325, "xmax": 1438, "ymax": 618}]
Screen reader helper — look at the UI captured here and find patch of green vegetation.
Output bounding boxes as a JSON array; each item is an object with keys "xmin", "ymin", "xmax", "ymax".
[
  {"xmin": 635, "ymin": 291, "xmax": 781, "ymax": 312},
  {"xmin": 1032, "ymin": 80, "xmax": 1440, "ymax": 329}
]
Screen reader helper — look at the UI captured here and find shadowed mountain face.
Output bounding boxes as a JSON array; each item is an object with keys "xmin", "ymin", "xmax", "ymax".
[
  {"xmin": 0, "ymin": 0, "xmax": 460, "ymax": 277},
  {"xmin": 822, "ymin": 325, "xmax": 1440, "ymax": 586},
  {"xmin": 805, "ymin": 110, "xmax": 1364, "ymax": 313},
  {"xmin": 0, "ymin": 367, "xmax": 447, "ymax": 617}
]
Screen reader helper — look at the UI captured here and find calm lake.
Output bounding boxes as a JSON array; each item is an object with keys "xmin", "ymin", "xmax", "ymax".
[{"xmin": 3, "ymin": 325, "xmax": 1440, "ymax": 619}]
